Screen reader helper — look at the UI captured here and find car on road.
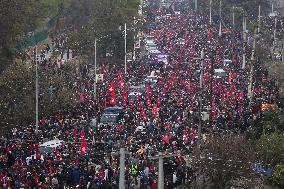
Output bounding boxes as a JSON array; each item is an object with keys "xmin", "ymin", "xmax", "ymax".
[{"xmin": 99, "ymin": 106, "xmax": 124, "ymax": 126}]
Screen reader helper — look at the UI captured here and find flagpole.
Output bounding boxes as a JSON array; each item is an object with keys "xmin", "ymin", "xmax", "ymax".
[{"xmin": 124, "ymin": 23, "xmax": 127, "ymax": 75}]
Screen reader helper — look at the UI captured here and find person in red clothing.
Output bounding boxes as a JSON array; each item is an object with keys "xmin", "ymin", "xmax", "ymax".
[{"xmin": 150, "ymin": 178, "xmax": 157, "ymax": 189}]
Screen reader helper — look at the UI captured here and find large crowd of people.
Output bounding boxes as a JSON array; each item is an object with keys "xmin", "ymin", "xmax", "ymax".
[{"xmin": 0, "ymin": 2, "xmax": 282, "ymax": 189}]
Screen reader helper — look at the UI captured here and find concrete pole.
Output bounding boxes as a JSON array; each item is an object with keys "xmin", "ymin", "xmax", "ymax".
[
  {"xmin": 258, "ymin": 5, "xmax": 261, "ymax": 33},
  {"xmin": 35, "ymin": 45, "xmax": 39, "ymax": 135},
  {"xmin": 248, "ymin": 28, "xmax": 257, "ymax": 106},
  {"xmin": 209, "ymin": 0, "xmax": 212, "ymax": 25},
  {"xmin": 124, "ymin": 23, "xmax": 127, "ymax": 75},
  {"xmin": 133, "ymin": 17, "xmax": 136, "ymax": 61},
  {"xmin": 197, "ymin": 49, "xmax": 205, "ymax": 151},
  {"xmin": 158, "ymin": 152, "xmax": 164, "ymax": 189},
  {"xmin": 273, "ymin": 17, "xmax": 277, "ymax": 51},
  {"xmin": 94, "ymin": 38, "xmax": 97, "ymax": 100},
  {"xmin": 119, "ymin": 148, "xmax": 126, "ymax": 189},
  {"xmin": 218, "ymin": 0, "xmax": 222, "ymax": 36},
  {"xmin": 242, "ymin": 16, "xmax": 247, "ymax": 69},
  {"xmin": 232, "ymin": 6, "xmax": 235, "ymax": 28},
  {"xmin": 195, "ymin": 0, "xmax": 197, "ymax": 11}
]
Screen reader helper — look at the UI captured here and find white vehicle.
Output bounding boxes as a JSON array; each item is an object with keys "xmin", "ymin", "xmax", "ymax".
[
  {"xmin": 214, "ymin": 69, "xmax": 226, "ymax": 78},
  {"xmin": 223, "ymin": 59, "xmax": 233, "ymax": 67},
  {"xmin": 39, "ymin": 139, "xmax": 65, "ymax": 153},
  {"xmin": 26, "ymin": 154, "xmax": 44, "ymax": 165},
  {"xmin": 149, "ymin": 49, "xmax": 161, "ymax": 54},
  {"xmin": 144, "ymin": 71, "xmax": 160, "ymax": 83}
]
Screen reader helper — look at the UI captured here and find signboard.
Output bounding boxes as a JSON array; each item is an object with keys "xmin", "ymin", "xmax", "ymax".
[
  {"xmin": 134, "ymin": 39, "xmax": 141, "ymax": 49},
  {"xmin": 96, "ymin": 74, "xmax": 104, "ymax": 82}
]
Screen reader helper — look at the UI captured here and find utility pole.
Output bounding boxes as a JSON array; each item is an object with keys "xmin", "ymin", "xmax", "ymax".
[
  {"xmin": 258, "ymin": 5, "xmax": 261, "ymax": 33},
  {"xmin": 209, "ymin": 0, "xmax": 212, "ymax": 25},
  {"xmin": 148, "ymin": 152, "xmax": 180, "ymax": 189},
  {"xmin": 198, "ymin": 49, "xmax": 205, "ymax": 150},
  {"xmin": 119, "ymin": 148, "xmax": 126, "ymax": 189},
  {"xmin": 273, "ymin": 17, "xmax": 277, "ymax": 51},
  {"xmin": 193, "ymin": 50, "xmax": 208, "ymax": 150},
  {"xmin": 248, "ymin": 28, "xmax": 257, "ymax": 106},
  {"xmin": 133, "ymin": 17, "xmax": 137, "ymax": 61},
  {"xmin": 35, "ymin": 45, "xmax": 39, "ymax": 135},
  {"xmin": 94, "ymin": 38, "xmax": 97, "ymax": 100},
  {"xmin": 158, "ymin": 152, "xmax": 164, "ymax": 189},
  {"xmin": 195, "ymin": 0, "xmax": 197, "ymax": 11},
  {"xmin": 124, "ymin": 23, "xmax": 127, "ymax": 75},
  {"xmin": 242, "ymin": 16, "xmax": 247, "ymax": 69},
  {"xmin": 232, "ymin": 6, "xmax": 235, "ymax": 28},
  {"xmin": 218, "ymin": 0, "xmax": 222, "ymax": 37}
]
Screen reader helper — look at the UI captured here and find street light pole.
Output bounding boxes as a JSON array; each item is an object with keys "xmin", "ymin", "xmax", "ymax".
[
  {"xmin": 124, "ymin": 23, "xmax": 127, "ymax": 75},
  {"xmin": 218, "ymin": 0, "xmax": 222, "ymax": 37},
  {"xmin": 209, "ymin": 0, "xmax": 212, "ymax": 25},
  {"xmin": 198, "ymin": 49, "xmax": 205, "ymax": 150},
  {"xmin": 94, "ymin": 38, "xmax": 97, "ymax": 101},
  {"xmin": 35, "ymin": 45, "xmax": 39, "ymax": 135},
  {"xmin": 242, "ymin": 16, "xmax": 247, "ymax": 69},
  {"xmin": 258, "ymin": 5, "xmax": 261, "ymax": 33},
  {"xmin": 133, "ymin": 17, "xmax": 136, "ymax": 61},
  {"xmin": 119, "ymin": 148, "xmax": 126, "ymax": 189},
  {"xmin": 158, "ymin": 152, "xmax": 164, "ymax": 189},
  {"xmin": 232, "ymin": 6, "xmax": 235, "ymax": 28},
  {"xmin": 248, "ymin": 28, "xmax": 257, "ymax": 107}
]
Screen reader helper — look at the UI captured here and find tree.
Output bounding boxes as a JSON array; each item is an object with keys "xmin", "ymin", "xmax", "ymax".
[
  {"xmin": 191, "ymin": 133, "xmax": 266, "ymax": 188},
  {"xmin": 0, "ymin": 63, "xmax": 76, "ymax": 129},
  {"xmin": 65, "ymin": 0, "xmax": 143, "ymax": 63},
  {"xmin": 0, "ymin": 0, "xmax": 69, "ymax": 71}
]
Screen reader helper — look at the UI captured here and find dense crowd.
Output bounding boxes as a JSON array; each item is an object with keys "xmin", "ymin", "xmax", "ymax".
[{"xmin": 0, "ymin": 3, "xmax": 281, "ymax": 189}]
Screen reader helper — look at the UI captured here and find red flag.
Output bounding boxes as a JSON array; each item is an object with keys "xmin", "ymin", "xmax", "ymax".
[
  {"xmin": 102, "ymin": 64, "xmax": 106, "ymax": 75},
  {"xmin": 79, "ymin": 93, "xmax": 84, "ymax": 103},
  {"xmin": 163, "ymin": 134, "xmax": 169, "ymax": 144},
  {"xmin": 80, "ymin": 137, "xmax": 87, "ymax": 156},
  {"xmin": 152, "ymin": 104, "xmax": 159, "ymax": 116},
  {"xmin": 80, "ymin": 128, "xmax": 85, "ymax": 139},
  {"xmin": 107, "ymin": 82, "xmax": 115, "ymax": 93},
  {"xmin": 207, "ymin": 27, "xmax": 213, "ymax": 40},
  {"xmin": 141, "ymin": 107, "xmax": 147, "ymax": 121},
  {"xmin": 228, "ymin": 72, "xmax": 233, "ymax": 84},
  {"xmin": 118, "ymin": 71, "xmax": 123, "ymax": 81},
  {"xmin": 122, "ymin": 88, "xmax": 128, "ymax": 106},
  {"xmin": 145, "ymin": 83, "xmax": 152, "ymax": 97},
  {"xmin": 110, "ymin": 91, "xmax": 116, "ymax": 106},
  {"xmin": 190, "ymin": 128, "xmax": 196, "ymax": 140}
]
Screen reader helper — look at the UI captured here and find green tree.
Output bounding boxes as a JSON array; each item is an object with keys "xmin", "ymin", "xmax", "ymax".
[
  {"xmin": 0, "ymin": 63, "xmax": 76, "ymax": 129},
  {"xmin": 270, "ymin": 164, "xmax": 284, "ymax": 188},
  {"xmin": 257, "ymin": 133, "xmax": 284, "ymax": 167},
  {"xmin": 65, "ymin": 0, "xmax": 143, "ymax": 64}
]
